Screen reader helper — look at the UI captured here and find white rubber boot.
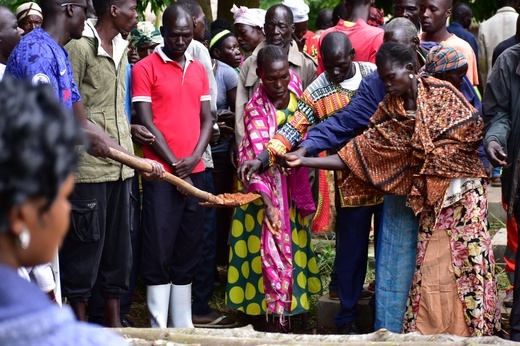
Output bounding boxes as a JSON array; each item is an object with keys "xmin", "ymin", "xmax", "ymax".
[
  {"xmin": 146, "ymin": 284, "xmax": 171, "ymax": 328},
  {"xmin": 169, "ymin": 283, "xmax": 194, "ymax": 328}
]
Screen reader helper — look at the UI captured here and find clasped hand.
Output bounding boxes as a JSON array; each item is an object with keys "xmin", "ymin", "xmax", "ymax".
[{"xmin": 172, "ymin": 155, "xmax": 199, "ymax": 179}]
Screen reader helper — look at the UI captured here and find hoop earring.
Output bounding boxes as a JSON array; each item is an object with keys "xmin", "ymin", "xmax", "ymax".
[
  {"xmin": 19, "ymin": 228, "xmax": 30, "ymax": 249},
  {"xmin": 409, "ymin": 73, "xmax": 414, "ymax": 79}
]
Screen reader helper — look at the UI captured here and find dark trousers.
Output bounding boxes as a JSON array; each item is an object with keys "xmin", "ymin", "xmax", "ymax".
[
  {"xmin": 141, "ymin": 172, "xmax": 204, "ymax": 285},
  {"xmin": 211, "ymin": 141, "xmax": 235, "ymax": 266},
  {"xmin": 60, "ymin": 179, "xmax": 132, "ymax": 302},
  {"xmin": 192, "ymin": 170, "xmax": 217, "ymax": 315},
  {"xmin": 510, "ymin": 199, "xmax": 520, "ymax": 340},
  {"xmin": 333, "ymin": 204, "xmax": 382, "ymax": 328},
  {"xmin": 88, "ymin": 175, "xmax": 141, "ymax": 321}
]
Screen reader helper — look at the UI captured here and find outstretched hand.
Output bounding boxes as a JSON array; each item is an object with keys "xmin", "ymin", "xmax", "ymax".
[
  {"xmin": 277, "ymin": 147, "xmax": 307, "ymax": 174},
  {"xmin": 238, "ymin": 159, "xmax": 262, "ymax": 183},
  {"xmin": 282, "ymin": 153, "xmax": 304, "ymax": 169},
  {"xmin": 485, "ymin": 140, "xmax": 507, "ymax": 168}
]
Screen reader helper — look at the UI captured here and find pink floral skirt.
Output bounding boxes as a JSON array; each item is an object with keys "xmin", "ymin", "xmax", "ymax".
[{"xmin": 403, "ymin": 181, "xmax": 501, "ymax": 336}]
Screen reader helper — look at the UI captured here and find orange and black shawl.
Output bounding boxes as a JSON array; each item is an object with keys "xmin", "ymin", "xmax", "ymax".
[{"xmin": 337, "ymin": 76, "xmax": 487, "ymax": 216}]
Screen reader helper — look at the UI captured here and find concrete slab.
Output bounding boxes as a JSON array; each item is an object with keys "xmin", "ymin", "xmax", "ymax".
[{"xmin": 119, "ymin": 325, "xmax": 516, "ymax": 345}]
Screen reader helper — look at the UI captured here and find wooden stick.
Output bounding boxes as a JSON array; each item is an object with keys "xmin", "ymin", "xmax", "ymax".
[{"xmin": 107, "ymin": 148, "xmax": 224, "ymax": 204}]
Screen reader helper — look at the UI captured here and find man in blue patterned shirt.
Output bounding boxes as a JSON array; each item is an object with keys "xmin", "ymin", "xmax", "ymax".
[{"xmin": 7, "ymin": 0, "xmax": 109, "ymax": 157}]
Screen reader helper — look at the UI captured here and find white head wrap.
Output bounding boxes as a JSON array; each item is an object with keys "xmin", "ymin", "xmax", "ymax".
[
  {"xmin": 16, "ymin": 2, "xmax": 43, "ymax": 21},
  {"xmin": 230, "ymin": 5, "xmax": 266, "ymax": 29},
  {"xmin": 282, "ymin": 0, "xmax": 309, "ymax": 23}
]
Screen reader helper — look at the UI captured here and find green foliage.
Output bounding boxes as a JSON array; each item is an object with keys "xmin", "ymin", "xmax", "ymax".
[
  {"xmin": 0, "ymin": 0, "xmax": 502, "ymax": 24},
  {"xmin": 259, "ymin": 0, "xmax": 341, "ymax": 32},
  {"xmin": 0, "ymin": 0, "xmax": 164, "ymax": 14},
  {"xmin": 137, "ymin": 0, "xmax": 170, "ymax": 14},
  {"xmin": 496, "ymin": 266, "xmax": 512, "ymax": 291},
  {"xmin": 313, "ymin": 239, "xmax": 336, "ymax": 292},
  {"xmin": 257, "ymin": 0, "xmax": 501, "ymax": 31},
  {"xmin": 0, "ymin": 0, "xmax": 26, "ymax": 11}
]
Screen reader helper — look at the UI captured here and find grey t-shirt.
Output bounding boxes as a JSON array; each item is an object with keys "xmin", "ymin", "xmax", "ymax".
[{"xmin": 215, "ymin": 60, "xmax": 238, "ymax": 112}]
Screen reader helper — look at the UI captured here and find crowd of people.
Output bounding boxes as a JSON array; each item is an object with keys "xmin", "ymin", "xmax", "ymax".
[{"xmin": 1, "ymin": 0, "xmax": 520, "ymax": 343}]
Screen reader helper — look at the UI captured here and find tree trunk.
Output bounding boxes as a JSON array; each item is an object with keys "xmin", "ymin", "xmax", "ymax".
[{"xmin": 198, "ymin": 0, "xmax": 214, "ymax": 22}]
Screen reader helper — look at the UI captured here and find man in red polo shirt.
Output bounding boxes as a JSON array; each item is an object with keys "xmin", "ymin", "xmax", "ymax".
[
  {"xmin": 317, "ymin": 0, "xmax": 383, "ymax": 74},
  {"xmin": 131, "ymin": 3, "xmax": 212, "ymax": 329}
]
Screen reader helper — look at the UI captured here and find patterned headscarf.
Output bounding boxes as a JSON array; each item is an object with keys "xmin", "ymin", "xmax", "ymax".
[
  {"xmin": 420, "ymin": 45, "xmax": 467, "ymax": 77},
  {"xmin": 367, "ymin": 7, "xmax": 385, "ymax": 27},
  {"xmin": 16, "ymin": 2, "xmax": 42, "ymax": 21},
  {"xmin": 230, "ymin": 5, "xmax": 266, "ymax": 30},
  {"xmin": 129, "ymin": 21, "xmax": 163, "ymax": 48}
]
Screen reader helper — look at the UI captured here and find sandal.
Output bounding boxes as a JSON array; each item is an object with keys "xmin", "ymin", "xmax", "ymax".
[{"xmin": 192, "ymin": 312, "xmax": 239, "ymax": 328}]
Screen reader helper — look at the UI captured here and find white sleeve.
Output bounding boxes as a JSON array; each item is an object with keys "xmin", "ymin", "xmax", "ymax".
[{"xmin": 30, "ymin": 263, "xmax": 56, "ymax": 292}]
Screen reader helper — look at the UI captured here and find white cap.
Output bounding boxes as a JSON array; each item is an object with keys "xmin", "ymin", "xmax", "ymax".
[
  {"xmin": 15, "ymin": 2, "xmax": 42, "ymax": 21},
  {"xmin": 282, "ymin": 0, "xmax": 309, "ymax": 23}
]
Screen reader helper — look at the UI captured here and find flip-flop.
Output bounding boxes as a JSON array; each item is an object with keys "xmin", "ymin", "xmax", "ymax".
[{"xmin": 193, "ymin": 315, "xmax": 239, "ymax": 329}]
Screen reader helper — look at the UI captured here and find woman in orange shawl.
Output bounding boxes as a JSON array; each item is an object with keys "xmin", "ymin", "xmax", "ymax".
[{"xmin": 283, "ymin": 42, "xmax": 500, "ymax": 336}]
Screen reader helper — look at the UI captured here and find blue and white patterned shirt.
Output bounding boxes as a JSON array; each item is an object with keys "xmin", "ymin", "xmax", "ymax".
[{"xmin": 6, "ymin": 27, "xmax": 81, "ymax": 110}]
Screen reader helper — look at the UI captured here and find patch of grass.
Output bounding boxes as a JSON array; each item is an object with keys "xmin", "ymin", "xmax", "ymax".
[
  {"xmin": 313, "ymin": 240, "xmax": 336, "ymax": 295},
  {"xmin": 488, "ymin": 211, "xmax": 506, "ymax": 231},
  {"xmin": 496, "ymin": 266, "xmax": 512, "ymax": 292}
]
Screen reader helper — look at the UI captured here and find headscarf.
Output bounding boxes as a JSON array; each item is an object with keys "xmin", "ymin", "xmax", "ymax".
[
  {"xmin": 367, "ymin": 7, "xmax": 385, "ymax": 27},
  {"xmin": 282, "ymin": 0, "xmax": 309, "ymax": 23},
  {"xmin": 129, "ymin": 21, "xmax": 163, "ymax": 48},
  {"xmin": 230, "ymin": 5, "xmax": 266, "ymax": 30},
  {"xmin": 16, "ymin": 2, "xmax": 42, "ymax": 21},
  {"xmin": 419, "ymin": 45, "xmax": 467, "ymax": 77},
  {"xmin": 209, "ymin": 28, "xmax": 233, "ymax": 50}
]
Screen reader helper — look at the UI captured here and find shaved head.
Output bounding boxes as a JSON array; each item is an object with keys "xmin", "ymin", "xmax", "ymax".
[
  {"xmin": 321, "ymin": 31, "xmax": 352, "ymax": 56},
  {"xmin": 163, "ymin": 2, "xmax": 191, "ymax": 28},
  {"xmin": 385, "ymin": 17, "xmax": 418, "ymax": 42}
]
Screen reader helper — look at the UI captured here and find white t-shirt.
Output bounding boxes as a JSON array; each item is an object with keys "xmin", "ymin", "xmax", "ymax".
[{"xmin": 339, "ymin": 62, "xmax": 364, "ymax": 90}]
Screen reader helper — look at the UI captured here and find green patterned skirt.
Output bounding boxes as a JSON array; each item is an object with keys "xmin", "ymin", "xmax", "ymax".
[{"xmin": 226, "ymin": 198, "xmax": 322, "ymax": 316}]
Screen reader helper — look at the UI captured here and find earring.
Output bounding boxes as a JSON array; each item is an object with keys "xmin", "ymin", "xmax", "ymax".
[
  {"xmin": 409, "ymin": 73, "xmax": 414, "ymax": 79},
  {"xmin": 19, "ymin": 228, "xmax": 30, "ymax": 249}
]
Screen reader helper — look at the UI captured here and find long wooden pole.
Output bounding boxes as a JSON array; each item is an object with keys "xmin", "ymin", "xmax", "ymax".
[{"xmin": 107, "ymin": 148, "xmax": 224, "ymax": 204}]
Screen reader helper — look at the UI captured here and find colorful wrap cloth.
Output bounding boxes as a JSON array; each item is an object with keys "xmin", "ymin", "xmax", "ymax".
[
  {"xmin": 337, "ymin": 76, "xmax": 487, "ymax": 217},
  {"xmin": 239, "ymin": 70, "xmax": 315, "ymax": 320},
  {"xmin": 420, "ymin": 44, "xmax": 467, "ymax": 77}
]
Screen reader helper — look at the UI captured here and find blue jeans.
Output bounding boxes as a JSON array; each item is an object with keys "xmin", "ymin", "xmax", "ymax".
[{"xmin": 374, "ymin": 195, "xmax": 419, "ymax": 332}]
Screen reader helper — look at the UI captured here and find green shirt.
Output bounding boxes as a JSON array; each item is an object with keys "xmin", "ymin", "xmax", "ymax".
[{"xmin": 66, "ymin": 23, "xmax": 134, "ymax": 183}]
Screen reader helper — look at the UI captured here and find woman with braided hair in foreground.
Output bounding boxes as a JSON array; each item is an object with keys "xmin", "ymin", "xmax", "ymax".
[{"xmin": 0, "ymin": 78, "xmax": 126, "ymax": 345}]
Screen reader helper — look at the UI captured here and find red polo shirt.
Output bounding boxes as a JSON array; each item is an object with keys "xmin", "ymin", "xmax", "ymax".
[
  {"xmin": 317, "ymin": 19, "xmax": 384, "ymax": 74},
  {"xmin": 132, "ymin": 48, "xmax": 210, "ymax": 174}
]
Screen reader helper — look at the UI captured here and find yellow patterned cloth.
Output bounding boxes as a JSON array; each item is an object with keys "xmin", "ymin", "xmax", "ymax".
[{"xmin": 226, "ymin": 195, "xmax": 322, "ymax": 315}]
